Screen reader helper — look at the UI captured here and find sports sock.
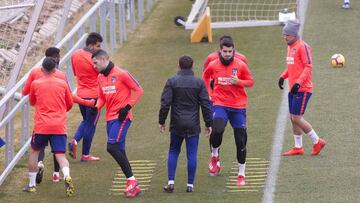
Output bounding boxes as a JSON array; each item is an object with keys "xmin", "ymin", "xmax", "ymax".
[
  {"xmin": 168, "ymin": 180, "xmax": 174, "ymax": 185},
  {"xmin": 61, "ymin": 166, "xmax": 70, "ymax": 179},
  {"xmin": 307, "ymin": 129, "xmax": 319, "ymax": 144},
  {"xmin": 127, "ymin": 176, "xmax": 135, "ymax": 180},
  {"xmin": 29, "ymin": 172, "xmax": 37, "ymax": 187},
  {"xmin": 211, "ymin": 147, "xmax": 219, "ymax": 157},
  {"xmin": 344, "ymin": 0, "xmax": 350, "ymax": 4},
  {"xmin": 187, "ymin": 184, "xmax": 194, "ymax": 188},
  {"xmin": 238, "ymin": 163, "xmax": 246, "ymax": 177},
  {"xmin": 294, "ymin": 134, "xmax": 303, "ymax": 148}
]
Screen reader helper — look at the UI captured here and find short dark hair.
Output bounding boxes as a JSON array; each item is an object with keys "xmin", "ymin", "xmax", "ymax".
[
  {"xmin": 86, "ymin": 32, "xmax": 103, "ymax": 46},
  {"xmin": 45, "ymin": 47, "xmax": 60, "ymax": 57},
  {"xmin": 42, "ymin": 57, "xmax": 57, "ymax": 72},
  {"xmin": 220, "ymin": 37, "xmax": 234, "ymax": 49},
  {"xmin": 92, "ymin": 49, "xmax": 108, "ymax": 59},
  {"xmin": 179, "ymin": 55, "xmax": 193, "ymax": 69},
  {"xmin": 219, "ymin": 35, "xmax": 233, "ymax": 43}
]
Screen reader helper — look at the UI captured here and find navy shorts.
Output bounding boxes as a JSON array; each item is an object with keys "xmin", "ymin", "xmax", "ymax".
[
  {"xmin": 106, "ymin": 119, "xmax": 132, "ymax": 151},
  {"xmin": 212, "ymin": 105, "xmax": 246, "ymax": 128},
  {"xmin": 288, "ymin": 92, "xmax": 312, "ymax": 115},
  {"xmin": 31, "ymin": 134, "xmax": 67, "ymax": 154}
]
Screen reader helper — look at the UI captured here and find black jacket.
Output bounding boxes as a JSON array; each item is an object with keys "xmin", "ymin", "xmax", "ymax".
[{"xmin": 159, "ymin": 69, "xmax": 212, "ymax": 137}]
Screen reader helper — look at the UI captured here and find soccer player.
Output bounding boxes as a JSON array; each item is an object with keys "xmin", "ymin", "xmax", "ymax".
[
  {"xmin": 203, "ymin": 37, "xmax": 254, "ymax": 186},
  {"xmin": 24, "ymin": 57, "xmax": 74, "ymax": 196},
  {"xmin": 203, "ymin": 35, "xmax": 249, "ymax": 155},
  {"xmin": 159, "ymin": 55, "xmax": 212, "ymax": 193},
  {"xmin": 22, "ymin": 47, "xmax": 63, "ymax": 184},
  {"xmin": 92, "ymin": 49, "xmax": 143, "ymax": 198},
  {"xmin": 278, "ymin": 20, "xmax": 326, "ymax": 156},
  {"xmin": 68, "ymin": 32, "xmax": 103, "ymax": 162},
  {"xmin": 342, "ymin": 0, "xmax": 350, "ymax": 9}
]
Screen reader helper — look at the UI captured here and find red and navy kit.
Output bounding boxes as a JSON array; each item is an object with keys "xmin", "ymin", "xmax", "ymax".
[
  {"xmin": 97, "ymin": 65, "xmax": 143, "ymax": 147},
  {"xmin": 29, "ymin": 74, "xmax": 73, "ymax": 153},
  {"xmin": 71, "ymin": 48, "xmax": 99, "ymax": 98},
  {"xmin": 280, "ymin": 38, "xmax": 313, "ymax": 115},
  {"xmin": 203, "ymin": 58, "xmax": 254, "ymax": 109},
  {"xmin": 97, "ymin": 66, "xmax": 143, "ymax": 121}
]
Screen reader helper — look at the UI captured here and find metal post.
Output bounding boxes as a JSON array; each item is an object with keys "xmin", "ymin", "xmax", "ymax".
[
  {"xmin": 99, "ymin": 2, "xmax": 108, "ymax": 50},
  {"xmin": 119, "ymin": 0, "xmax": 127, "ymax": 43},
  {"xmin": 55, "ymin": 0, "xmax": 73, "ymax": 44},
  {"xmin": 130, "ymin": 0, "xmax": 135, "ymax": 31},
  {"xmin": 138, "ymin": 0, "xmax": 144, "ymax": 23},
  {"xmin": 147, "ymin": 0, "xmax": 152, "ymax": 11},
  {"xmin": 109, "ymin": 0, "xmax": 116, "ymax": 52},
  {"xmin": 0, "ymin": 0, "xmax": 45, "ymax": 120},
  {"xmin": 4, "ymin": 124, "xmax": 9, "ymax": 168},
  {"xmin": 89, "ymin": 13, "xmax": 96, "ymax": 32}
]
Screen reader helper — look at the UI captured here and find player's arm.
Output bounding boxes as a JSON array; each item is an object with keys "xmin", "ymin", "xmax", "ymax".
[
  {"xmin": 237, "ymin": 63, "xmax": 254, "ymax": 87},
  {"xmin": 72, "ymin": 94, "xmax": 96, "ymax": 107},
  {"xmin": 96, "ymin": 82, "xmax": 105, "ymax": 110},
  {"xmin": 122, "ymin": 72, "xmax": 144, "ymax": 107},
  {"xmin": 64, "ymin": 85, "xmax": 73, "ymax": 112},
  {"xmin": 22, "ymin": 70, "xmax": 35, "ymax": 96},
  {"xmin": 28, "ymin": 83, "xmax": 36, "ymax": 106},
  {"xmin": 202, "ymin": 63, "xmax": 214, "ymax": 98},
  {"xmin": 296, "ymin": 45, "xmax": 312, "ymax": 85},
  {"xmin": 159, "ymin": 79, "xmax": 172, "ymax": 125}
]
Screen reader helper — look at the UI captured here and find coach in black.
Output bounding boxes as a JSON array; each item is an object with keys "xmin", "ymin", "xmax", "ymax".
[{"xmin": 159, "ymin": 55, "xmax": 212, "ymax": 193}]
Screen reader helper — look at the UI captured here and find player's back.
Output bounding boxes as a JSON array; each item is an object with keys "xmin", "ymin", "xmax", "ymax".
[
  {"xmin": 71, "ymin": 49, "xmax": 99, "ymax": 98},
  {"xmin": 30, "ymin": 75, "xmax": 73, "ymax": 134}
]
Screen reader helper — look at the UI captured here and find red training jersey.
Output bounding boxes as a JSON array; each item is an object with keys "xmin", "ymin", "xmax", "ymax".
[
  {"xmin": 29, "ymin": 74, "xmax": 73, "ymax": 134},
  {"xmin": 203, "ymin": 58, "xmax": 254, "ymax": 109},
  {"xmin": 22, "ymin": 67, "xmax": 66, "ymax": 96},
  {"xmin": 71, "ymin": 49, "xmax": 99, "ymax": 98},
  {"xmin": 280, "ymin": 38, "xmax": 313, "ymax": 93},
  {"xmin": 97, "ymin": 66, "xmax": 144, "ymax": 121}
]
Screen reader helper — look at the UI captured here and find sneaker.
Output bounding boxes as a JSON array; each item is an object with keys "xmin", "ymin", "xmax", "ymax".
[
  {"xmin": 311, "ymin": 138, "xmax": 326, "ymax": 156},
  {"xmin": 186, "ymin": 186, "xmax": 194, "ymax": 193},
  {"xmin": 342, "ymin": 2, "xmax": 350, "ymax": 9},
  {"xmin": 282, "ymin": 147, "xmax": 304, "ymax": 156},
  {"xmin": 125, "ymin": 179, "xmax": 138, "ymax": 193},
  {"xmin": 68, "ymin": 139, "xmax": 77, "ymax": 159},
  {"xmin": 237, "ymin": 175, "xmax": 246, "ymax": 186},
  {"xmin": 80, "ymin": 155, "xmax": 100, "ymax": 162},
  {"xmin": 36, "ymin": 161, "xmax": 44, "ymax": 184},
  {"xmin": 23, "ymin": 185, "xmax": 36, "ymax": 193},
  {"xmin": 208, "ymin": 156, "xmax": 221, "ymax": 176},
  {"xmin": 163, "ymin": 184, "xmax": 174, "ymax": 193},
  {"xmin": 52, "ymin": 173, "xmax": 61, "ymax": 183},
  {"xmin": 125, "ymin": 185, "xmax": 141, "ymax": 198},
  {"xmin": 64, "ymin": 176, "xmax": 75, "ymax": 197}
]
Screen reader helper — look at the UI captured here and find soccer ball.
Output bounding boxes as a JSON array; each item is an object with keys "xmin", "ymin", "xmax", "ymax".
[{"xmin": 331, "ymin": 54, "xmax": 345, "ymax": 68}]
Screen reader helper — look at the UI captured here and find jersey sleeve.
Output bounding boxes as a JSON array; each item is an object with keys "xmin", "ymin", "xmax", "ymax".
[
  {"xmin": 202, "ymin": 62, "xmax": 214, "ymax": 98},
  {"xmin": 238, "ymin": 63, "xmax": 254, "ymax": 87},
  {"xmin": 159, "ymin": 79, "xmax": 172, "ymax": 125},
  {"xmin": 22, "ymin": 70, "xmax": 35, "ymax": 96},
  {"xmin": 64, "ymin": 84, "xmax": 73, "ymax": 112},
  {"xmin": 121, "ymin": 71, "xmax": 144, "ymax": 107},
  {"xmin": 296, "ymin": 44, "xmax": 312, "ymax": 85},
  {"xmin": 96, "ymin": 80, "xmax": 105, "ymax": 110},
  {"xmin": 29, "ymin": 82, "xmax": 37, "ymax": 106}
]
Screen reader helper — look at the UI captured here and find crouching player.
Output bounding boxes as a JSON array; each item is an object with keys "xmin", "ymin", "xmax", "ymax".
[{"xmin": 92, "ymin": 50, "xmax": 144, "ymax": 198}]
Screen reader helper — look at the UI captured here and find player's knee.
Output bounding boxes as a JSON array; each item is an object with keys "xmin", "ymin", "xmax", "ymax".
[
  {"xmin": 213, "ymin": 118, "xmax": 226, "ymax": 135},
  {"xmin": 290, "ymin": 115, "xmax": 302, "ymax": 124},
  {"xmin": 107, "ymin": 143, "xmax": 118, "ymax": 155}
]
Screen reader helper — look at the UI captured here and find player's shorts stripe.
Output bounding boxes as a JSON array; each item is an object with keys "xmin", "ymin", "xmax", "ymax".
[
  {"xmin": 116, "ymin": 119, "xmax": 127, "ymax": 142},
  {"xmin": 300, "ymin": 92, "xmax": 307, "ymax": 114}
]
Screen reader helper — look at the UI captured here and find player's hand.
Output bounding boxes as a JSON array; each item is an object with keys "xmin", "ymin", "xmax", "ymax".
[
  {"xmin": 290, "ymin": 83, "xmax": 300, "ymax": 94},
  {"xmin": 118, "ymin": 104, "xmax": 132, "ymax": 122},
  {"xmin": 205, "ymin": 127, "xmax": 212, "ymax": 138},
  {"xmin": 278, "ymin": 78, "xmax": 284, "ymax": 90},
  {"xmin": 159, "ymin": 124, "xmax": 166, "ymax": 133},
  {"xmin": 229, "ymin": 75, "xmax": 239, "ymax": 85}
]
